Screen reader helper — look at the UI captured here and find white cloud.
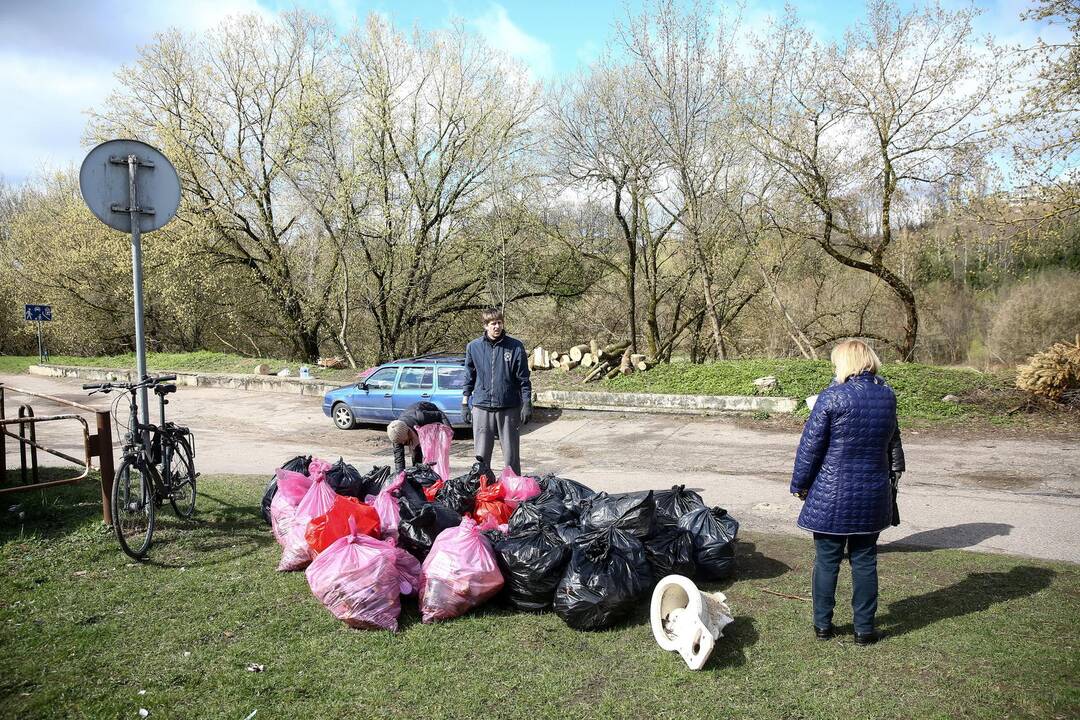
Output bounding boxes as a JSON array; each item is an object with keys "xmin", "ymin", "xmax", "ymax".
[
  {"xmin": 0, "ymin": 0, "xmax": 269, "ymax": 185},
  {"xmin": 471, "ymin": 3, "xmax": 554, "ymax": 79}
]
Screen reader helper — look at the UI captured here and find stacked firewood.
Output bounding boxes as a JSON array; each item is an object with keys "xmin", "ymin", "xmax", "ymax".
[{"xmin": 528, "ymin": 340, "xmax": 657, "ymax": 382}]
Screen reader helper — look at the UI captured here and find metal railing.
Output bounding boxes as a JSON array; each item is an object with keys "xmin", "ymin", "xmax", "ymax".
[{"xmin": 0, "ymin": 384, "xmax": 116, "ymax": 524}]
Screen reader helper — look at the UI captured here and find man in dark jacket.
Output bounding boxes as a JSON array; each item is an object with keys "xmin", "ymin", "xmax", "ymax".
[
  {"xmin": 461, "ymin": 307, "xmax": 531, "ymax": 474},
  {"xmin": 387, "ymin": 401, "xmax": 452, "ymax": 473}
]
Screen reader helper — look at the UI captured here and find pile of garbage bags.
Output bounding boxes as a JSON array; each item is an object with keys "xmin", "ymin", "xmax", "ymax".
[{"xmin": 263, "ymin": 455, "xmax": 738, "ymax": 632}]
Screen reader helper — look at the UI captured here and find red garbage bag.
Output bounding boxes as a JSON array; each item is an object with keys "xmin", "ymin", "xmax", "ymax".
[
  {"xmin": 419, "ymin": 516, "xmax": 503, "ymax": 622},
  {"xmin": 278, "ymin": 473, "xmax": 338, "ymax": 572},
  {"xmin": 306, "ymin": 495, "xmax": 381, "ymax": 554},
  {"xmin": 306, "ymin": 517, "xmax": 422, "ymax": 631},
  {"xmin": 424, "ymin": 479, "xmax": 445, "ymax": 502},
  {"xmin": 472, "ymin": 477, "xmax": 513, "ymax": 527},
  {"xmin": 417, "ymin": 423, "xmax": 453, "ymax": 482}
]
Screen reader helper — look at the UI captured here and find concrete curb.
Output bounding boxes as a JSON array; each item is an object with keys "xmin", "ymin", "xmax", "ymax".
[
  {"xmin": 28, "ymin": 365, "xmax": 801, "ymax": 414},
  {"xmin": 28, "ymin": 364, "xmax": 344, "ymax": 398},
  {"xmin": 534, "ymin": 389, "xmax": 799, "ymax": 414}
]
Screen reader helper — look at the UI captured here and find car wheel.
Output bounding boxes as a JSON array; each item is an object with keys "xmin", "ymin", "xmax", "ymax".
[{"xmin": 332, "ymin": 402, "xmax": 357, "ymax": 430}]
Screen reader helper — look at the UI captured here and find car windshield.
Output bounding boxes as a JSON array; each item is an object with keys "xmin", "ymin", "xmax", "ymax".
[{"xmin": 437, "ymin": 366, "xmax": 465, "ymax": 390}]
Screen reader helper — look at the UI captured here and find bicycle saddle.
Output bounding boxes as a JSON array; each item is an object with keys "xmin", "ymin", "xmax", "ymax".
[{"xmin": 154, "ymin": 383, "xmax": 177, "ymax": 396}]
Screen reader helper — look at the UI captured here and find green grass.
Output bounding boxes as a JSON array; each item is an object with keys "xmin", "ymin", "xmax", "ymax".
[
  {"xmin": 591, "ymin": 359, "xmax": 1008, "ymax": 422},
  {"xmin": 1, "ymin": 473, "xmax": 1076, "ymax": 719},
  {"xmin": 0, "ymin": 351, "xmax": 359, "ymax": 382}
]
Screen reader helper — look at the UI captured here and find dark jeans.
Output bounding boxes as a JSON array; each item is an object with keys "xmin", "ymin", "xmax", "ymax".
[{"xmin": 812, "ymin": 532, "xmax": 879, "ymax": 634}]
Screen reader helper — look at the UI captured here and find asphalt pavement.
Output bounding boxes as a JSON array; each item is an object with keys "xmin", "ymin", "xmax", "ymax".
[{"xmin": 3, "ymin": 373, "xmax": 1078, "ymax": 563}]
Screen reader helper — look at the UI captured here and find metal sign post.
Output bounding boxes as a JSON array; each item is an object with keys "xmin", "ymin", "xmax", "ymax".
[
  {"xmin": 24, "ymin": 304, "xmax": 53, "ymax": 363},
  {"xmin": 79, "ymin": 140, "xmax": 181, "ymax": 442}
]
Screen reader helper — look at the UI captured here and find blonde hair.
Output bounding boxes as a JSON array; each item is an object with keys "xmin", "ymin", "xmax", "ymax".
[{"xmin": 831, "ymin": 339, "xmax": 881, "ymax": 383}]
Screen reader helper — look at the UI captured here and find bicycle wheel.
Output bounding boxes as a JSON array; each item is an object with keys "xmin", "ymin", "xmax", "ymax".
[
  {"xmin": 111, "ymin": 458, "xmax": 155, "ymax": 559},
  {"xmin": 166, "ymin": 435, "xmax": 197, "ymax": 518}
]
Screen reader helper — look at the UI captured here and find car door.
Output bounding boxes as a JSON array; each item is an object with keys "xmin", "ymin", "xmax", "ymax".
[
  {"xmin": 393, "ymin": 366, "xmax": 434, "ymax": 416},
  {"xmin": 351, "ymin": 366, "xmax": 399, "ymax": 422},
  {"xmin": 434, "ymin": 364, "xmax": 467, "ymax": 424}
]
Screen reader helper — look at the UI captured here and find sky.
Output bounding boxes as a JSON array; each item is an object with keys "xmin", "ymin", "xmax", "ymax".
[{"xmin": 0, "ymin": 0, "xmax": 1067, "ymax": 186}]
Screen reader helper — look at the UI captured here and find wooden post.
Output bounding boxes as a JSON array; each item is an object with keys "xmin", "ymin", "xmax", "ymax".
[{"xmin": 95, "ymin": 411, "xmax": 115, "ymax": 526}]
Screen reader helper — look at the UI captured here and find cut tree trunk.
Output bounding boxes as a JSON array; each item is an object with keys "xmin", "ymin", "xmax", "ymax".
[
  {"xmin": 569, "ymin": 344, "xmax": 590, "ymax": 362},
  {"xmin": 619, "ymin": 347, "xmax": 633, "ymax": 375},
  {"xmin": 635, "ymin": 358, "xmax": 656, "ymax": 371},
  {"xmin": 584, "ymin": 361, "xmax": 611, "ymax": 382},
  {"xmin": 590, "ymin": 339, "xmax": 600, "ymax": 359},
  {"xmin": 560, "ymin": 358, "xmax": 580, "ymax": 372},
  {"xmin": 630, "ymin": 353, "xmax": 646, "ymax": 366},
  {"xmin": 603, "ymin": 341, "xmax": 630, "ymax": 357},
  {"xmin": 604, "ymin": 365, "xmax": 622, "ymax": 380},
  {"xmin": 580, "ymin": 353, "xmax": 594, "ymax": 368}
]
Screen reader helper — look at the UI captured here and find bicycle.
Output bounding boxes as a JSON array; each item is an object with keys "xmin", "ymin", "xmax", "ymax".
[{"xmin": 83, "ymin": 374, "xmax": 198, "ymax": 559}]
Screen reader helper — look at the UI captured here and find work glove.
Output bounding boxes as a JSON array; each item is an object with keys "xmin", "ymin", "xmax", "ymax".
[
  {"xmin": 461, "ymin": 400, "xmax": 472, "ymax": 426},
  {"xmin": 520, "ymin": 400, "xmax": 532, "ymax": 426}
]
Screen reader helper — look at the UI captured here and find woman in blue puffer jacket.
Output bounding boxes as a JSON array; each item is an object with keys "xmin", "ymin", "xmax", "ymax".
[{"xmin": 790, "ymin": 339, "xmax": 905, "ymax": 645}]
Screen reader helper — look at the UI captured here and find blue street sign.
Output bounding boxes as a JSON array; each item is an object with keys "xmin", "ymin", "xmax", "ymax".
[{"xmin": 24, "ymin": 304, "xmax": 53, "ymax": 322}]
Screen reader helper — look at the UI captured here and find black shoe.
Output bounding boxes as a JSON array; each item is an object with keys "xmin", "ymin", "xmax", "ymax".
[
  {"xmin": 814, "ymin": 625, "xmax": 834, "ymax": 640},
  {"xmin": 854, "ymin": 630, "xmax": 879, "ymax": 646}
]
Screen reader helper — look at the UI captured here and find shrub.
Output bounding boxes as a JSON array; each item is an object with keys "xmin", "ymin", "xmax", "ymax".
[{"xmin": 988, "ymin": 269, "xmax": 1080, "ymax": 362}]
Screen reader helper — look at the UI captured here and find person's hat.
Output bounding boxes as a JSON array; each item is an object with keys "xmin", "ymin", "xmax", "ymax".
[{"xmin": 387, "ymin": 420, "xmax": 412, "ymax": 445}]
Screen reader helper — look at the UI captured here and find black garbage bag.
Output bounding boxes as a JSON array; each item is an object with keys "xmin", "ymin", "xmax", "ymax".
[
  {"xmin": 436, "ymin": 457, "xmax": 494, "ymax": 516},
  {"xmin": 260, "ymin": 455, "xmax": 311, "ymax": 524},
  {"xmin": 508, "ymin": 496, "xmax": 579, "ymax": 535},
  {"xmin": 536, "ymin": 473, "xmax": 596, "ymax": 504},
  {"xmin": 644, "ymin": 521, "xmax": 697, "ymax": 579},
  {"xmin": 678, "ymin": 506, "xmax": 739, "ymax": 580},
  {"xmin": 653, "ymin": 485, "xmax": 706, "ymax": 523},
  {"xmin": 393, "ymin": 469, "xmax": 430, "ymax": 509},
  {"xmin": 403, "ymin": 463, "xmax": 442, "ymax": 489},
  {"xmin": 495, "ymin": 527, "xmax": 572, "ymax": 611},
  {"xmin": 325, "ymin": 458, "xmax": 391, "ymax": 500},
  {"xmin": 397, "ymin": 501, "xmax": 462, "ymax": 560},
  {"xmin": 554, "ymin": 520, "xmax": 584, "ymax": 546},
  {"xmin": 581, "ymin": 491, "xmax": 656, "ymax": 539},
  {"xmin": 553, "ymin": 527, "xmax": 654, "ymax": 630}
]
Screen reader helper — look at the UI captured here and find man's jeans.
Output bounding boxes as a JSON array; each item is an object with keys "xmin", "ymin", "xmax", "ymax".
[{"xmin": 812, "ymin": 532, "xmax": 879, "ymax": 633}]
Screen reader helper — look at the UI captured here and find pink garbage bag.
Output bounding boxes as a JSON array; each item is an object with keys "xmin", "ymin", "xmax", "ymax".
[
  {"xmin": 307, "ymin": 457, "xmax": 333, "ymax": 480},
  {"xmin": 366, "ymin": 472, "xmax": 405, "ymax": 541},
  {"xmin": 270, "ymin": 468, "xmax": 312, "ymax": 546},
  {"xmin": 419, "ymin": 516, "xmax": 504, "ymax": 623},
  {"xmin": 306, "ymin": 517, "xmax": 422, "ymax": 631},
  {"xmin": 417, "ymin": 424, "xmax": 453, "ymax": 482},
  {"xmin": 499, "ymin": 467, "xmax": 541, "ymax": 510},
  {"xmin": 278, "ymin": 472, "xmax": 338, "ymax": 572}
]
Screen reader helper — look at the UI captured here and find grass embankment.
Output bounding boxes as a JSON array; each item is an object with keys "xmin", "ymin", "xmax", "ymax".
[
  {"xmin": 1, "ymin": 474, "xmax": 1077, "ymax": 720},
  {"xmin": 0, "ymin": 351, "xmax": 358, "ymax": 382}
]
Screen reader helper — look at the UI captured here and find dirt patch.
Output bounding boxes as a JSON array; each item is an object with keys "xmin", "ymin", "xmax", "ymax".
[
  {"xmin": 955, "ymin": 471, "xmax": 1043, "ymax": 491},
  {"xmin": 556, "ymin": 444, "xmax": 585, "ymax": 459}
]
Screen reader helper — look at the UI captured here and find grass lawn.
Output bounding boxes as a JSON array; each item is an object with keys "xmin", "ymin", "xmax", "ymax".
[{"xmin": 1, "ymin": 473, "xmax": 1076, "ymax": 720}]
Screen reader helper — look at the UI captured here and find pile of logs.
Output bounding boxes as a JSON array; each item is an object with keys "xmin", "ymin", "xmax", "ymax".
[{"xmin": 528, "ymin": 340, "xmax": 657, "ymax": 382}]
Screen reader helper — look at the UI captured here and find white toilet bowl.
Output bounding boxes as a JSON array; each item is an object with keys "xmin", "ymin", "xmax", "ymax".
[{"xmin": 650, "ymin": 574, "xmax": 734, "ymax": 670}]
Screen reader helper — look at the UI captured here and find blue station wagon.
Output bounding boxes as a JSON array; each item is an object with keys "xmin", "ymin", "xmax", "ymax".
[{"xmin": 322, "ymin": 354, "xmax": 468, "ymax": 430}]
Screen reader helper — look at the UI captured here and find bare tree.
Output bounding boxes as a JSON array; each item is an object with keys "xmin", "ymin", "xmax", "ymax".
[
  {"xmin": 743, "ymin": 2, "xmax": 1004, "ymax": 358},
  {"xmin": 89, "ymin": 12, "xmax": 344, "ymax": 360}
]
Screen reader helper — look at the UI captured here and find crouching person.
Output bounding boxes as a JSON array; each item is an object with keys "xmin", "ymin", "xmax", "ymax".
[
  {"xmin": 387, "ymin": 401, "xmax": 452, "ymax": 473},
  {"xmin": 461, "ymin": 307, "xmax": 532, "ymax": 475}
]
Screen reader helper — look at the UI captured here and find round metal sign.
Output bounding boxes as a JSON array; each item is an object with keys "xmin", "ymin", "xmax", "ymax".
[{"xmin": 79, "ymin": 139, "xmax": 181, "ymax": 233}]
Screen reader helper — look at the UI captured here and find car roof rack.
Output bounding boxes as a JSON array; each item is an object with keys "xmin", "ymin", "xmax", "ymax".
[{"xmin": 398, "ymin": 352, "xmax": 465, "ymax": 364}]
